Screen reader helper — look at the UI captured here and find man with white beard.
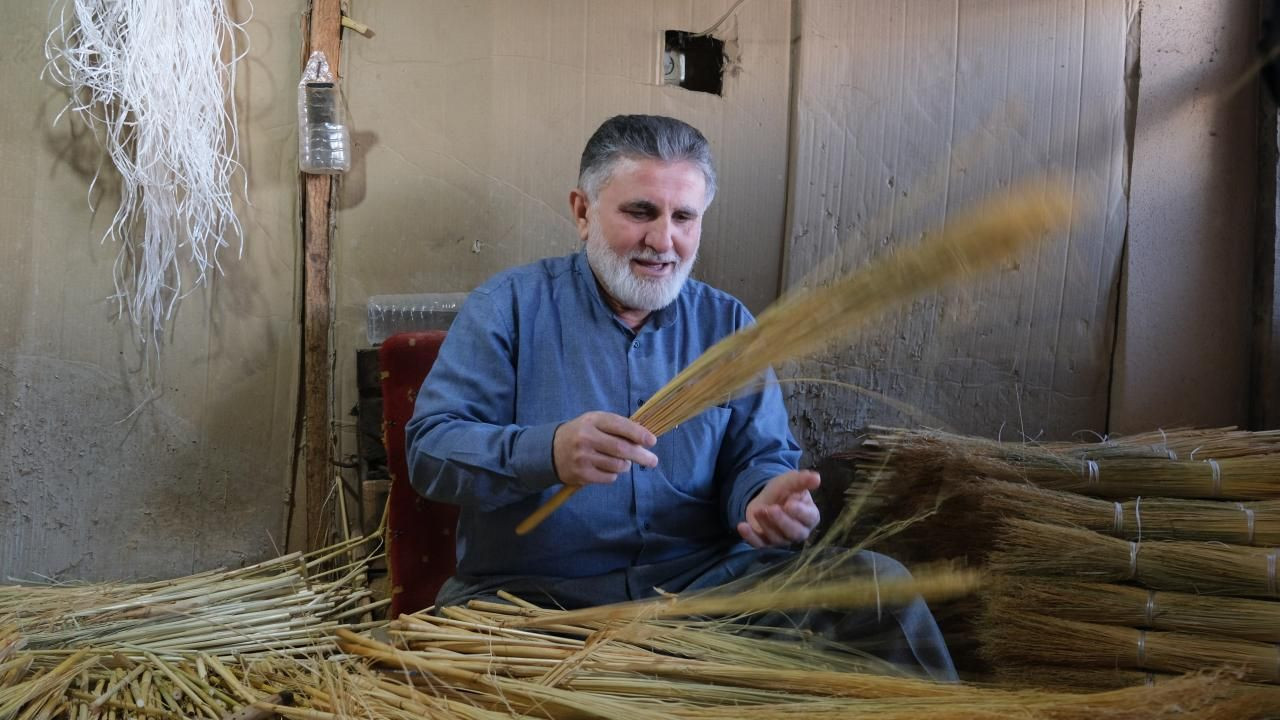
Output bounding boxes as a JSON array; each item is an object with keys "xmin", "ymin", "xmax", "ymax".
[{"xmin": 406, "ymin": 116, "xmax": 956, "ymax": 680}]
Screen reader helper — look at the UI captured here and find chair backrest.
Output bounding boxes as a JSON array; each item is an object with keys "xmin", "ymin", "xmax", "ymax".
[{"xmin": 378, "ymin": 330, "xmax": 459, "ymax": 616}]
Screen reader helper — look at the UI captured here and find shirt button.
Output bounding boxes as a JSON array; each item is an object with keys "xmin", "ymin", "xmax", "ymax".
[
  {"xmin": 632, "ymin": 341, "xmax": 640, "ymax": 349},
  {"xmin": 643, "ymin": 522, "xmax": 652, "ymax": 531}
]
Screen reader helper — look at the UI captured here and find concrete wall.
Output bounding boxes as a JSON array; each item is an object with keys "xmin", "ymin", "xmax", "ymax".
[
  {"xmin": 1108, "ymin": 0, "xmax": 1258, "ymax": 433},
  {"xmin": 0, "ymin": 0, "xmax": 302, "ymax": 581}
]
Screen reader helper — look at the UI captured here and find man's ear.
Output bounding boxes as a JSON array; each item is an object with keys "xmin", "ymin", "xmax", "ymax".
[{"xmin": 569, "ymin": 188, "xmax": 591, "ymax": 242}]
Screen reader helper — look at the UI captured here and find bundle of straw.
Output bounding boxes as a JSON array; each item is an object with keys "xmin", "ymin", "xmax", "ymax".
[
  {"xmin": 518, "ymin": 179, "xmax": 1076, "ymax": 534},
  {"xmin": 853, "ymin": 428, "xmax": 1280, "ymax": 501},
  {"xmin": 979, "ymin": 608, "xmax": 1280, "ymax": 685},
  {"xmin": 986, "ymin": 578, "xmax": 1280, "ymax": 644},
  {"xmin": 0, "ymin": 534, "xmax": 383, "ymax": 660},
  {"xmin": 0, "ymin": 648, "xmax": 308, "ymax": 720},
  {"xmin": 979, "ymin": 478, "xmax": 1280, "ymax": 545},
  {"xmin": 990, "ymin": 664, "xmax": 1175, "ymax": 693},
  {"xmin": 989, "ymin": 519, "xmax": 1280, "ymax": 598}
]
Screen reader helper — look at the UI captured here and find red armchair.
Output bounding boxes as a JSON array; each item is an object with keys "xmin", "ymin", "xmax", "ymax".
[{"xmin": 378, "ymin": 331, "xmax": 460, "ymax": 616}]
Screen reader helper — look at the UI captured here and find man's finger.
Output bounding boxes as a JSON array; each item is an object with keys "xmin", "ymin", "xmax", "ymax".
[
  {"xmin": 736, "ymin": 521, "xmax": 766, "ymax": 549},
  {"xmin": 784, "ymin": 497, "xmax": 821, "ymax": 529},
  {"xmin": 764, "ymin": 505, "xmax": 810, "ymax": 543},
  {"xmin": 598, "ymin": 436, "xmax": 659, "ymax": 468},
  {"xmin": 783, "ymin": 468, "xmax": 824, "ymax": 489},
  {"xmin": 591, "ymin": 454, "xmax": 631, "ymax": 475},
  {"xmin": 758, "ymin": 471, "xmax": 818, "ymax": 503},
  {"xmin": 595, "ymin": 413, "xmax": 658, "ymax": 447}
]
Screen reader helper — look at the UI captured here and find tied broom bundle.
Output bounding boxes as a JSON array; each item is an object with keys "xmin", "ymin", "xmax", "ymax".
[
  {"xmin": 854, "ymin": 428, "xmax": 1280, "ymax": 501},
  {"xmin": 517, "ymin": 179, "xmax": 1077, "ymax": 534},
  {"xmin": 979, "ymin": 478, "xmax": 1280, "ymax": 546},
  {"xmin": 1089, "ymin": 427, "xmax": 1280, "ymax": 460},
  {"xmin": 986, "ymin": 577, "xmax": 1280, "ymax": 644},
  {"xmin": 979, "ymin": 607, "xmax": 1280, "ymax": 686},
  {"xmin": 989, "ymin": 519, "xmax": 1280, "ymax": 599},
  {"xmin": 990, "ymin": 664, "xmax": 1176, "ymax": 692}
]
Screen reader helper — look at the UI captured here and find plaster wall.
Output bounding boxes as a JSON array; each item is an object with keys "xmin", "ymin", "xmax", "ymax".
[
  {"xmin": 0, "ymin": 1, "xmax": 303, "ymax": 580},
  {"xmin": 1108, "ymin": 0, "xmax": 1258, "ymax": 433}
]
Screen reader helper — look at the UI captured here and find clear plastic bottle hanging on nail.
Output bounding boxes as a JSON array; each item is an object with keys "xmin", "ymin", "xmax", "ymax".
[{"xmin": 298, "ymin": 51, "xmax": 351, "ymax": 174}]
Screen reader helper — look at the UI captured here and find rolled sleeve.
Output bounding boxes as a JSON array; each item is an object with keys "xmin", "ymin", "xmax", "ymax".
[{"xmin": 510, "ymin": 421, "xmax": 563, "ymax": 492}]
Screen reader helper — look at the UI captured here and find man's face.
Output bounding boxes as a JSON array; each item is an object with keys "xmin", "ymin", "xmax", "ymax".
[{"xmin": 574, "ymin": 158, "xmax": 707, "ymax": 312}]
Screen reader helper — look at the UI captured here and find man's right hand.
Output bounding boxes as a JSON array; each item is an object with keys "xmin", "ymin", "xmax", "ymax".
[{"xmin": 552, "ymin": 411, "xmax": 658, "ymax": 487}]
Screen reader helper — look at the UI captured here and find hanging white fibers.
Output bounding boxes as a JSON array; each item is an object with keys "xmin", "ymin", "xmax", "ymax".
[{"xmin": 43, "ymin": 0, "xmax": 249, "ymax": 348}]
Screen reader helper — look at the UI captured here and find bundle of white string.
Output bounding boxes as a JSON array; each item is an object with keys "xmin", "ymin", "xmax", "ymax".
[{"xmin": 43, "ymin": 0, "xmax": 250, "ymax": 349}]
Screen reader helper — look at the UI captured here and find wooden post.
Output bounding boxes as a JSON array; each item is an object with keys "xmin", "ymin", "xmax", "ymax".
[{"xmin": 303, "ymin": 0, "xmax": 343, "ymax": 551}]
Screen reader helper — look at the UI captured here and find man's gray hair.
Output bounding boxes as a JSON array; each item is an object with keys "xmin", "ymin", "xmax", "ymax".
[{"xmin": 578, "ymin": 115, "xmax": 717, "ymax": 206}]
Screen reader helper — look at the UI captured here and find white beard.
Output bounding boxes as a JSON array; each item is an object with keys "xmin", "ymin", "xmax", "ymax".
[{"xmin": 584, "ymin": 224, "xmax": 695, "ymax": 312}]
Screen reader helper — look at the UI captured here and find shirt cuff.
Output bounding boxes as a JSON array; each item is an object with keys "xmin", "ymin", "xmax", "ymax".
[
  {"xmin": 726, "ymin": 465, "xmax": 787, "ymax": 528},
  {"xmin": 510, "ymin": 421, "xmax": 563, "ymax": 492}
]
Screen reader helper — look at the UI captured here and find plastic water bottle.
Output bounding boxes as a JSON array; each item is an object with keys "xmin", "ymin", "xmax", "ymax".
[{"xmin": 298, "ymin": 52, "xmax": 351, "ymax": 174}]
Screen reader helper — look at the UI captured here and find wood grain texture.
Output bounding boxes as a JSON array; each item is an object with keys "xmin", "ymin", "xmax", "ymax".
[{"xmin": 303, "ymin": 0, "xmax": 344, "ymax": 551}]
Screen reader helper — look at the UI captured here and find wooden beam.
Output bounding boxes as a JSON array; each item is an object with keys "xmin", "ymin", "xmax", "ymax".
[{"xmin": 303, "ymin": 0, "xmax": 343, "ymax": 551}]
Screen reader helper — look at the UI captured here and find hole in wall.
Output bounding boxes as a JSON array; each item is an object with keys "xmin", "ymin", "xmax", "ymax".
[{"xmin": 663, "ymin": 30, "xmax": 725, "ymax": 95}]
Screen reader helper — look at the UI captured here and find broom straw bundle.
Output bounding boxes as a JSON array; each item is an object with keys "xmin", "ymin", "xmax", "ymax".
[
  {"xmin": 989, "ymin": 519, "xmax": 1280, "ymax": 598},
  {"xmin": 1089, "ymin": 427, "xmax": 1280, "ymax": 460},
  {"xmin": 986, "ymin": 578, "xmax": 1280, "ymax": 644},
  {"xmin": 1015, "ymin": 455, "xmax": 1280, "ymax": 500},
  {"xmin": 0, "ymin": 533, "xmax": 382, "ymax": 660},
  {"xmin": 978, "ymin": 478, "xmax": 1280, "ymax": 545},
  {"xmin": 989, "ymin": 664, "xmax": 1175, "ymax": 692},
  {"xmin": 979, "ymin": 608, "xmax": 1280, "ymax": 685},
  {"xmin": 855, "ymin": 428, "xmax": 1280, "ymax": 501},
  {"xmin": 517, "ymin": 179, "xmax": 1076, "ymax": 534}
]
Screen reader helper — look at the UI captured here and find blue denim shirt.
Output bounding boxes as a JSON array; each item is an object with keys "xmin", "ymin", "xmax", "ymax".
[{"xmin": 406, "ymin": 250, "xmax": 801, "ymax": 585}]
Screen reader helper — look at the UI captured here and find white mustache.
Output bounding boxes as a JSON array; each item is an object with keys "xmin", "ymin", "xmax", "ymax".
[{"xmin": 629, "ymin": 249, "xmax": 680, "ymax": 264}]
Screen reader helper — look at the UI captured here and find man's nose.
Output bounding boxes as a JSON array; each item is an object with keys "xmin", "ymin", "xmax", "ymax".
[{"xmin": 645, "ymin": 218, "xmax": 674, "ymax": 254}]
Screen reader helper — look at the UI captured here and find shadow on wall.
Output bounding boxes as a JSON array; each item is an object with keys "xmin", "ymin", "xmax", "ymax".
[{"xmin": 337, "ymin": 129, "xmax": 378, "ymax": 209}]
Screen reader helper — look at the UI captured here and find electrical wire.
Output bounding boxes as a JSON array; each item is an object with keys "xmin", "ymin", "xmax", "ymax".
[{"xmin": 693, "ymin": 0, "xmax": 748, "ymax": 37}]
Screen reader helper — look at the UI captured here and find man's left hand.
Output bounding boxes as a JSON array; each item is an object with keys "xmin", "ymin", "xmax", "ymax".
[{"xmin": 737, "ymin": 470, "xmax": 821, "ymax": 548}]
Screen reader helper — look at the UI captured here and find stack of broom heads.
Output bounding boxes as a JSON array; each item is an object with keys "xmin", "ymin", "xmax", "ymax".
[{"xmin": 846, "ymin": 426, "xmax": 1280, "ymax": 693}]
